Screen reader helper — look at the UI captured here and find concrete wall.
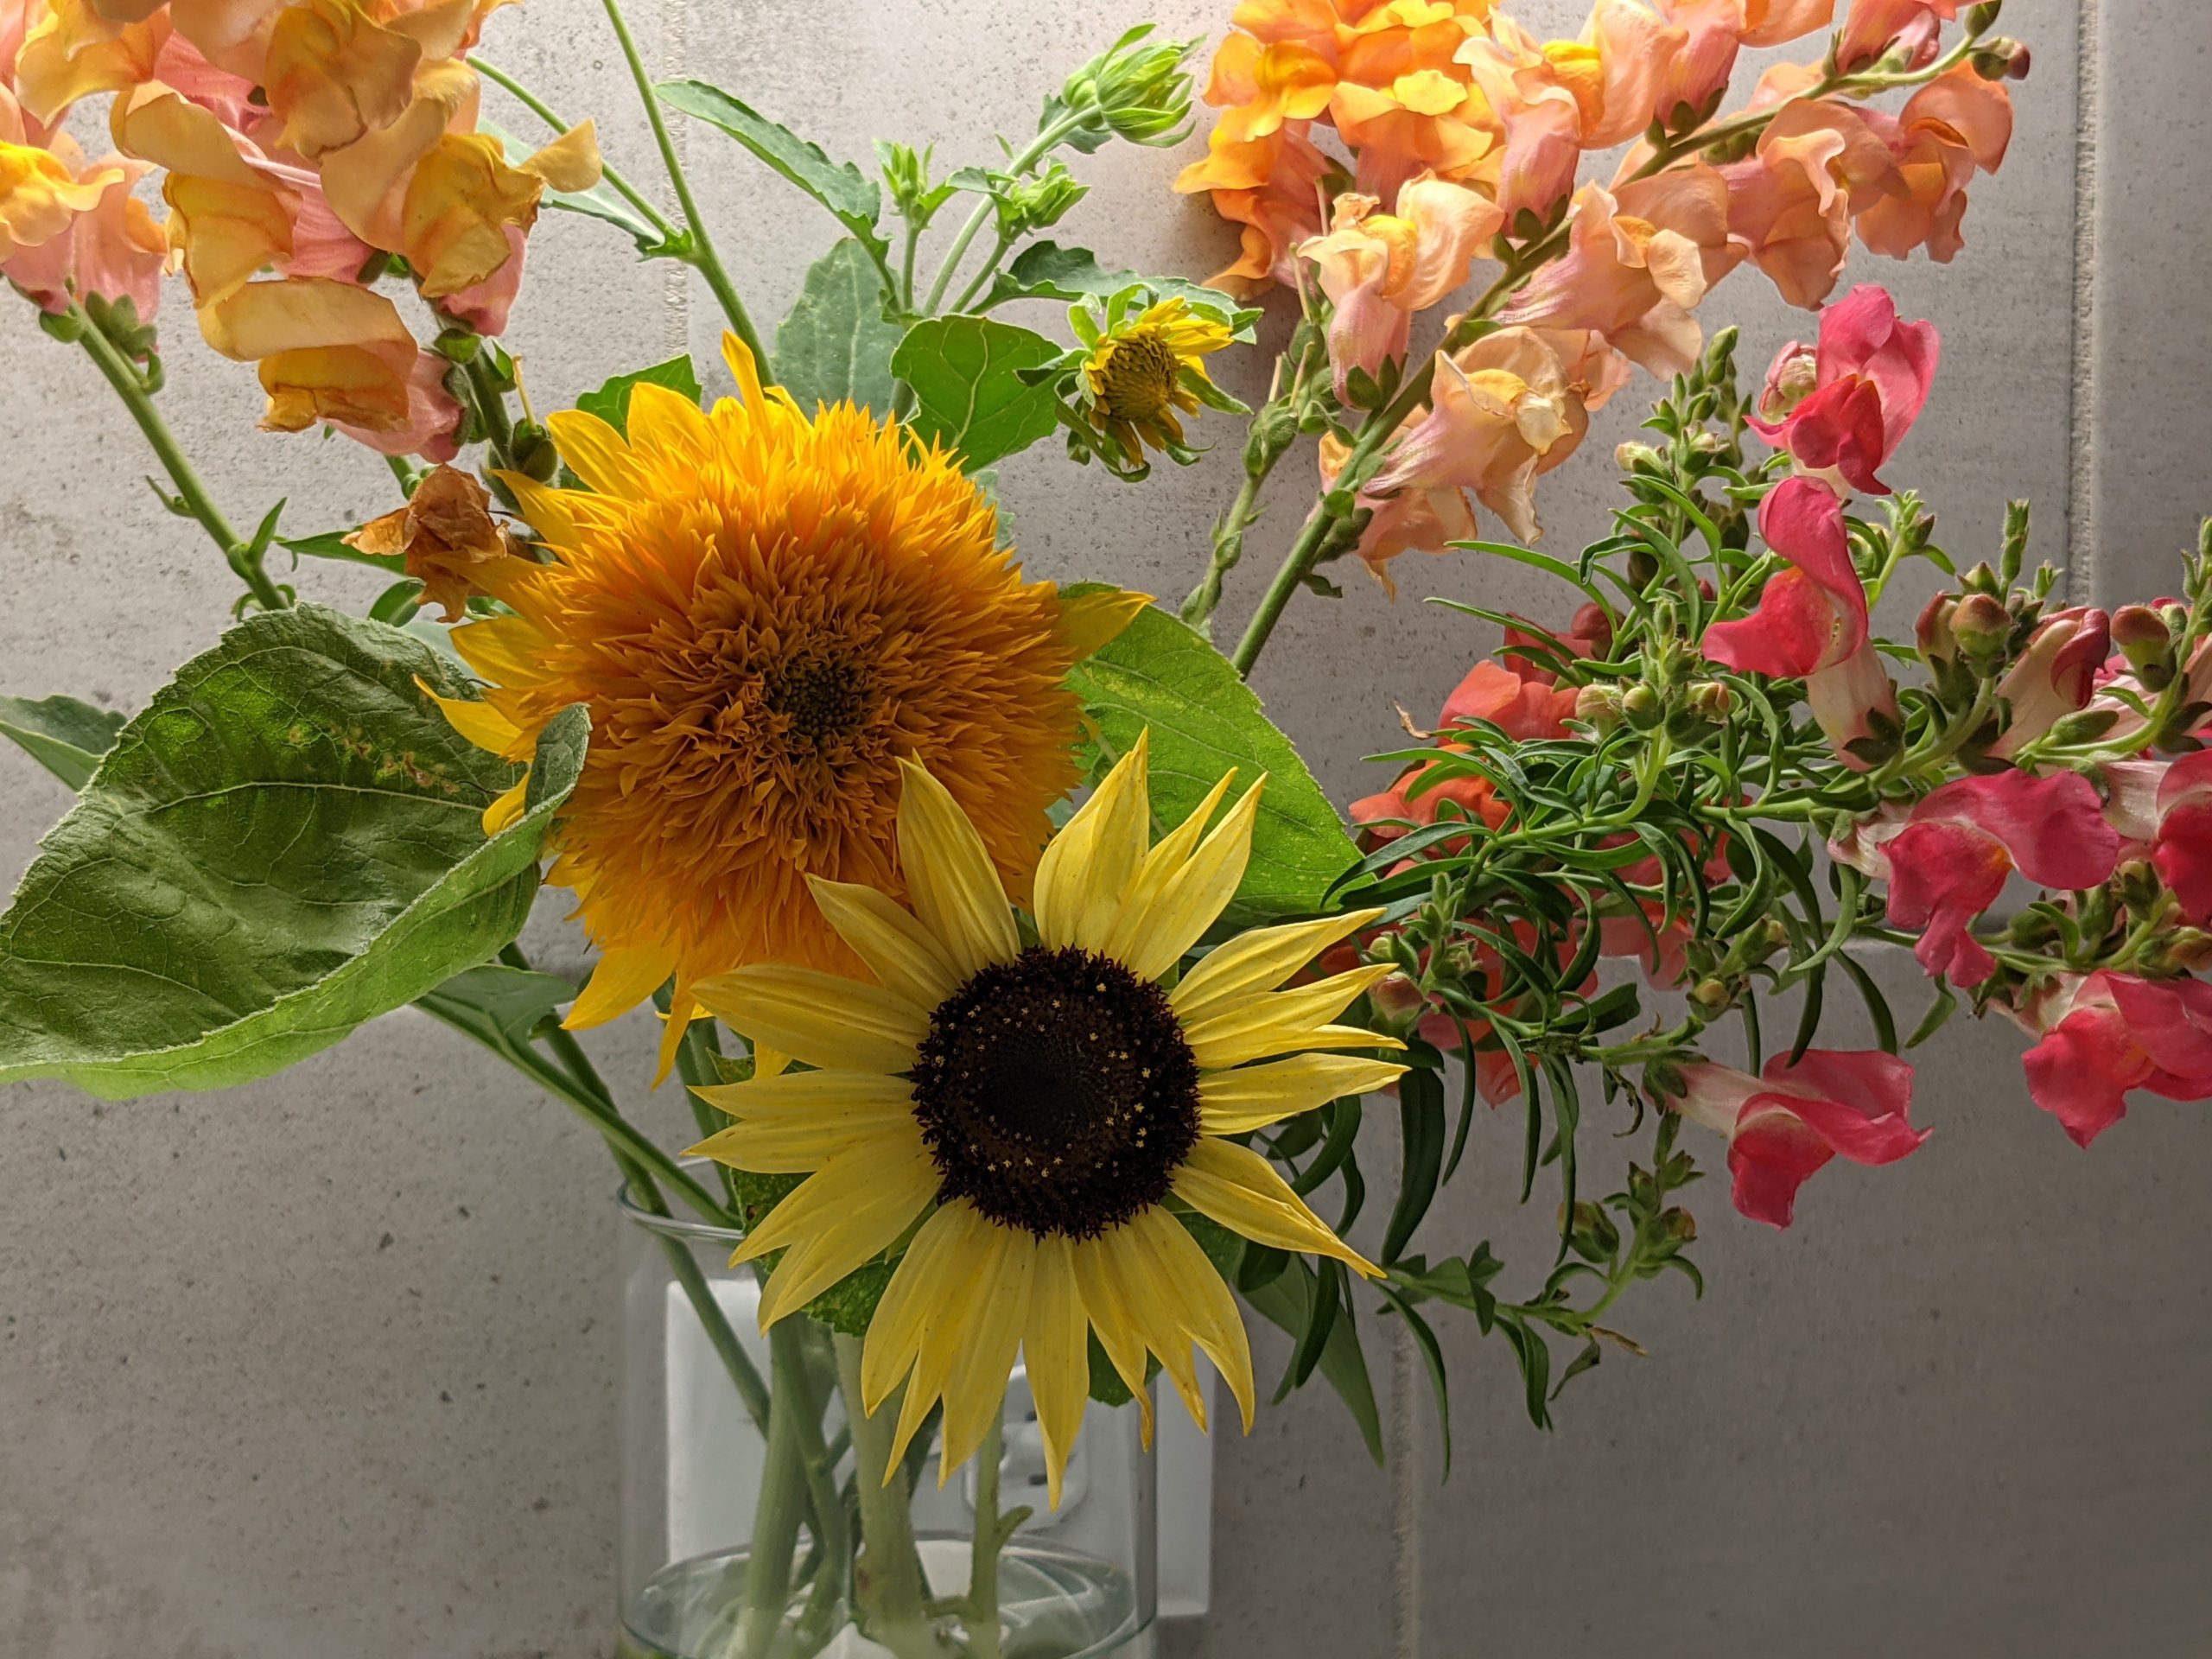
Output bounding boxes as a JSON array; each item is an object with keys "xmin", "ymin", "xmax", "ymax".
[{"xmin": 3, "ymin": 2, "xmax": 2209, "ymax": 1655}]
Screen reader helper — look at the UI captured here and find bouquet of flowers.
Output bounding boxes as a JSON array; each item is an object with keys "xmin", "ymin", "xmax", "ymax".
[{"xmin": 5, "ymin": 0, "xmax": 2195, "ymax": 1653}]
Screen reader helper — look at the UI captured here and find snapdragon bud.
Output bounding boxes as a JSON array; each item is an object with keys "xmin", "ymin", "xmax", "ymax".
[
  {"xmin": 1623, "ymin": 683, "xmax": 1665, "ymax": 730},
  {"xmin": 1758, "ymin": 340, "xmax": 1818, "ymax": 423},
  {"xmin": 2116, "ymin": 858, "xmax": 2162, "ymax": 913},
  {"xmin": 1972, "ymin": 37, "xmax": 2031, "ymax": 79},
  {"xmin": 2046, "ymin": 707, "xmax": 2120, "ymax": 746},
  {"xmin": 1684, "ymin": 681, "xmax": 1734, "ymax": 722},
  {"xmin": 1575, "ymin": 683, "xmax": 1625, "ymax": 733},
  {"xmin": 2113, "ymin": 604, "xmax": 2177, "ymax": 688},
  {"xmin": 1916, "ymin": 592, "xmax": 1959, "ymax": 665},
  {"xmin": 1562, "ymin": 1201, "xmax": 1621, "ymax": 1262},
  {"xmin": 1952, "ymin": 593, "xmax": 2012, "ymax": 670},
  {"xmin": 2154, "ymin": 927, "xmax": 2212, "ymax": 973},
  {"xmin": 1615, "ymin": 441, "xmax": 1663, "ymax": 474},
  {"xmin": 1690, "ymin": 976, "xmax": 1732, "ymax": 1012}
]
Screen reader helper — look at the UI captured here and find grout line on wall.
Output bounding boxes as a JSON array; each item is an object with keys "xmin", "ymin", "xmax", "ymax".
[
  {"xmin": 661, "ymin": 0, "xmax": 690, "ymax": 362},
  {"xmin": 1391, "ymin": 1322, "xmax": 1421, "ymax": 1659},
  {"xmin": 2063, "ymin": 0, "xmax": 2104, "ymax": 602}
]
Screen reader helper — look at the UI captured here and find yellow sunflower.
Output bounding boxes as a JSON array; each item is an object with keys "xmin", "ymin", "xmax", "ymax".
[
  {"xmin": 1077, "ymin": 295, "xmax": 1236, "ymax": 460},
  {"xmin": 423, "ymin": 334, "xmax": 1144, "ymax": 1076},
  {"xmin": 683, "ymin": 734, "xmax": 1404, "ymax": 1503}
]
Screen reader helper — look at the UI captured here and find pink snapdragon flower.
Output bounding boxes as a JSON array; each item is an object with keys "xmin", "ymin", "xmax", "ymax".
[
  {"xmin": 1989, "ymin": 606, "xmax": 2110, "ymax": 758},
  {"xmin": 1837, "ymin": 0, "xmax": 1960, "ymax": 74},
  {"xmin": 2149, "ymin": 752, "xmax": 2212, "ymax": 926},
  {"xmin": 1748, "ymin": 285, "xmax": 1939, "ymax": 494},
  {"xmin": 1701, "ymin": 475, "xmax": 1897, "ymax": 763},
  {"xmin": 2016, "ymin": 971, "xmax": 2212, "ymax": 1147},
  {"xmin": 1669, "ymin": 1048, "xmax": 1928, "ymax": 1227},
  {"xmin": 1833, "ymin": 770, "xmax": 2124, "ymax": 987}
]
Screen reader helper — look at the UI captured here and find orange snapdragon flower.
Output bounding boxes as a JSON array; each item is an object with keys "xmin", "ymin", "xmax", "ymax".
[{"xmin": 1854, "ymin": 63, "xmax": 2012, "ymax": 263}]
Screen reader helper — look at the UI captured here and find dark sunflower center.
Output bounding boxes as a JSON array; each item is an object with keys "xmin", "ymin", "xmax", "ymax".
[
  {"xmin": 764, "ymin": 652, "xmax": 870, "ymax": 747},
  {"xmin": 1098, "ymin": 333, "xmax": 1181, "ymax": 423},
  {"xmin": 911, "ymin": 945, "xmax": 1202, "ymax": 1238}
]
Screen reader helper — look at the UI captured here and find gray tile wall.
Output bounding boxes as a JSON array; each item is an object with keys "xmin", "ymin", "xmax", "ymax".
[{"xmin": 3, "ymin": 1, "xmax": 2209, "ymax": 1654}]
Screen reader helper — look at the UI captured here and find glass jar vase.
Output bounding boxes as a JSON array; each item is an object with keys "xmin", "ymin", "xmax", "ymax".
[{"xmin": 619, "ymin": 1177, "xmax": 1160, "ymax": 1659}]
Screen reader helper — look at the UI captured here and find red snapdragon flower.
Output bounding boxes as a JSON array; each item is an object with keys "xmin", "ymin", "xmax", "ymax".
[
  {"xmin": 1701, "ymin": 475, "xmax": 1897, "ymax": 763},
  {"xmin": 1669, "ymin": 1048, "xmax": 1929, "ymax": 1228},
  {"xmin": 1747, "ymin": 285, "xmax": 1939, "ymax": 494},
  {"xmin": 2017, "ymin": 971, "xmax": 2212, "ymax": 1147},
  {"xmin": 1436, "ymin": 659, "xmax": 1581, "ymax": 741},
  {"xmin": 2152, "ymin": 752, "xmax": 2212, "ymax": 925},
  {"xmin": 1834, "ymin": 770, "xmax": 2122, "ymax": 987}
]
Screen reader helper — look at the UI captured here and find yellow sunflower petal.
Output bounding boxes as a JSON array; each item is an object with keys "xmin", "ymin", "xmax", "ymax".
[
  {"xmin": 805, "ymin": 876, "xmax": 961, "ymax": 1011},
  {"xmin": 684, "ymin": 1097, "xmax": 919, "ymax": 1171},
  {"xmin": 480, "ymin": 774, "xmax": 530, "ymax": 835},
  {"xmin": 1169, "ymin": 907, "xmax": 1389, "ymax": 1024},
  {"xmin": 692, "ymin": 1067, "xmax": 918, "ymax": 1121},
  {"xmin": 862, "ymin": 1198, "xmax": 971, "ymax": 1415},
  {"xmin": 722, "ymin": 328, "xmax": 766, "ymax": 406},
  {"xmin": 1057, "ymin": 587, "xmax": 1153, "ymax": 659},
  {"xmin": 625, "ymin": 378, "xmax": 710, "ymax": 455},
  {"xmin": 1100, "ymin": 769, "xmax": 1236, "ymax": 969},
  {"xmin": 690, "ymin": 964, "xmax": 927, "ymax": 1075},
  {"xmin": 652, "ymin": 982, "xmax": 702, "ymax": 1089},
  {"xmin": 888, "ymin": 1203, "xmax": 1003, "ymax": 1470},
  {"xmin": 416, "ymin": 677, "xmax": 526, "ymax": 757},
  {"xmin": 1117, "ymin": 777, "xmax": 1266, "ymax": 982},
  {"xmin": 494, "ymin": 473, "xmax": 584, "ymax": 551},
  {"xmin": 734, "ymin": 1124, "xmax": 931, "ymax": 1265},
  {"xmin": 1180, "ymin": 964, "xmax": 1399, "ymax": 1070},
  {"xmin": 1069, "ymin": 1228, "xmax": 1156, "ymax": 1445},
  {"xmin": 895, "ymin": 758, "xmax": 1020, "ymax": 978},
  {"xmin": 938, "ymin": 1230, "xmax": 1035, "ymax": 1484},
  {"xmin": 749, "ymin": 1135, "xmax": 940, "ymax": 1325},
  {"xmin": 1197, "ymin": 1053, "xmax": 1412, "ymax": 1134},
  {"xmin": 1035, "ymin": 730, "xmax": 1150, "ymax": 953},
  {"xmin": 1024, "ymin": 1237, "xmax": 1091, "ymax": 1510},
  {"xmin": 544, "ymin": 407, "xmax": 649, "ymax": 497},
  {"xmin": 1173, "ymin": 1137, "xmax": 1381, "ymax": 1278},
  {"xmin": 563, "ymin": 944, "xmax": 675, "ymax": 1029},
  {"xmin": 1133, "ymin": 1210, "xmax": 1255, "ymax": 1433},
  {"xmin": 1111, "ymin": 1218, "xmax": 1207, "ymax": 1430},
  {"xmin": 450, "ymin": 613, "xmax": 551, "ymax": 687}
]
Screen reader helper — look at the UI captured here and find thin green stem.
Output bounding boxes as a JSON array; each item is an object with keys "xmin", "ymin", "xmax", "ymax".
[
  {"xmin": 949, "ymin": 232, "xmax": 1015, "ymax": 315},
  {"xmin": 596, "ymin": 0, "xmax": 769, "ymax": 366},
  {"xmin": 900, "ymin": 219, "xmax": 922, "ymax": 312},
  {"xmin": 73, "ymin": 308, "xmax": 288, "ymax": 611},
  {"xmin": 836, "ymin": 1335, "xmax": 957, "ymax": 1659},
  {"xmin": 736, "ymin": 1320, "xmax": 813, "ymax": 1659},
  {"xmin": 471, "ymin": 55, "xmax": 683, "ymax": 239},
  {"xmin": 963, "ymin": 1408, "xmax": 1012, "ymax": 1659},
  {"xmin": 463, "ymin": 353, "xmax": 518, "ymax": 468},
  {"xmin": 920, "ymin": 116, "xmax": 1080, "ymax": 316}
]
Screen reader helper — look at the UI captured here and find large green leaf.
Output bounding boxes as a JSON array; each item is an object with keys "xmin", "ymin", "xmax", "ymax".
[
  {"xmin": 575, "ymin": 354, "xmax": 702, "ymax": 435},
  {"xmin": 0, "ymin": 694, "xmax": 128, "ymax": 791},
  {"xmin": 0, "ymin": 605, "xmax": 586, "ymax": 1098},
  {"xmin": 1070, "ymin": 601, "xmax": 1360, "ymax": 923},
  {"xmin": 890, "ymin": 316, "xmax": 1059, "ymax": 473},
  {"xmin": 773, "ymin": 239, "xmax": 904, "ymax": 416},
  {"xmin": 988, "ymin": 242, "xmax": 1256, "ymax": 339},
  {"xmin": 655, "ymin": 79, "xmax": 887, "ymax": 261}
]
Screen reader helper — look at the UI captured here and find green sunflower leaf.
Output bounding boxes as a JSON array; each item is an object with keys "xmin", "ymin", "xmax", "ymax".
[
  {"xmin": 0, "ymin": 693, "xmax": 129, "ymax": 792},
  {"xmin": 773, "ymin": 238, "xmax": 906, "ymax": 416},
  {"xmin": 0, "ymin": 605, "xmax": 585, "ymax": 1099},
  {"xmin": 655, "ymin": 79, "xmax": 889, "ymax": 264},
  {"xmin": 1067, "ymin": 598, "xmax": 1363, "ymax": 924},
  {"xmin": 575, "ymin": 354, "xmax": 703, "ymax": 436},
  {"xmin": 891, "ymin": 315, "xmax": 1061, "ymax": 472}
]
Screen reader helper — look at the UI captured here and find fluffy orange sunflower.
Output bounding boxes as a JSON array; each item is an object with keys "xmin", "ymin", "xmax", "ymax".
[{"xmin": 425, "ymin": 334, "xmax": 1144, "ymax": 1075}]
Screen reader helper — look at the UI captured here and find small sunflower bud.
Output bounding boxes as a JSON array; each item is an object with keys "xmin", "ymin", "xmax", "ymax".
[
  {"xmin": 1623, "ymin": 683, "xmax": 1665, "ymax": 730},
  {"xmin": 1575, "ymin": 683, "xmax": 1625, "ymax": 733}
]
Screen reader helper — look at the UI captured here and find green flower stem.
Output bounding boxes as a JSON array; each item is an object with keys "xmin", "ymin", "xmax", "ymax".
[
  {"xmin": 469, "ymin": 55, "xmax": 683, "ymax": 241},
  {"xmin": 962, "ymin": 1408, "xmax": 1023, "ymax": 1659},
  {"xmin": 72, "ymin": 307, "xmax": 289, "ymax": 612},
  {"xmin": 1183, "ymin": 331, "xmax": 1325, "ymax": 632},
  {"xmin": 835, "ymin": 1334, "xmax": 957, "ymax": 1659},
  {"xmin": 462, "ymin": 352, "xmax": 518, "ymax": 463},
  {"xmin": 788, "ymin": 1320, "xmax": 855, "ymax": 1650},
  {"xmin": 948, "ymin": 231, "xmax": 1016, "ymax": 316},
  {"xmin": 736, "ymin": 1319, "xmax": 814, "ymax": 1659},
  {"xmin": 596, "ymin": 0, "xmax": 769, "ymax": 368},
  {"xmin": 919, "ymin": 115, "xmax": 1083, "ymax": 317}
]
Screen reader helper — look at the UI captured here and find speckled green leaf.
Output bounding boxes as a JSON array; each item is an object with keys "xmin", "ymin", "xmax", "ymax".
[{"xmin": 0, "ymin": 605, "xmax": 586, "ymax": 1098}]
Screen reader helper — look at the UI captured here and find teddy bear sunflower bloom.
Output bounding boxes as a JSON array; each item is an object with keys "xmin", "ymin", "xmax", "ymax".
[{"xmin": 684, "ymin": 732, "xmax": 1405, "ymax": 1503}]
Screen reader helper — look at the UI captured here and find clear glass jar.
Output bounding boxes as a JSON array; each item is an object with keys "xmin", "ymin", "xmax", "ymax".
[{"xmin": 619, "ymin": 1175, "xmax": 1159, "ymax": 1659}]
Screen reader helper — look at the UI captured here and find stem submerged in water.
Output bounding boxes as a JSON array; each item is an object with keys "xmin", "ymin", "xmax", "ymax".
[{"xmin": 836, "ymin": 1334, "xmax": 957, "ymax": 1659}]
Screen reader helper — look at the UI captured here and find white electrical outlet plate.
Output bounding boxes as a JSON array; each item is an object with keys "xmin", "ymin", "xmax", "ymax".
[{"xmin": 664, "ymin": 1277, "xmax": 1215, "ymax": 1618}]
